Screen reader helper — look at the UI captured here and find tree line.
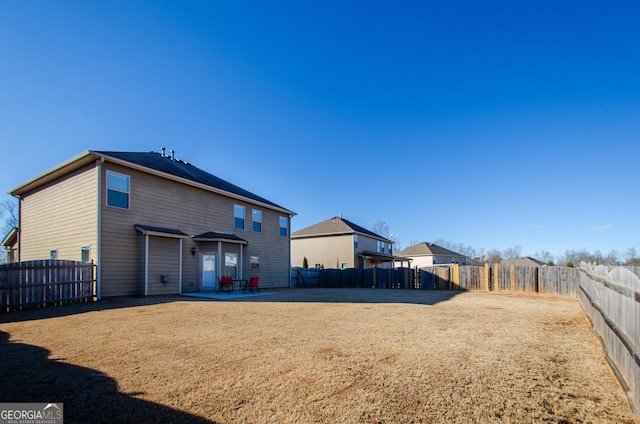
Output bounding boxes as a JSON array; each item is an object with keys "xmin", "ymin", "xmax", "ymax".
[{"xmin": 371, "ymin": 220, "xmax": 639, "ymax": 268}]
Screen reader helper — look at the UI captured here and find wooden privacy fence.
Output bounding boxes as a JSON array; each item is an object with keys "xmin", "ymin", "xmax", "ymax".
[
  {"xmin": 291, "ymin": 267, "xmax": 321, "ymax": 287},
  {"xmin": 578, "ymin": 262, "xmax": 640, "ymax": 418},
  {"xmin": 317, "ymin": 264, "xmax": 579, "ymax": 297},
  {"xmin": 0, "ymin": 260, "xmax": 96, "ymax": 312}
]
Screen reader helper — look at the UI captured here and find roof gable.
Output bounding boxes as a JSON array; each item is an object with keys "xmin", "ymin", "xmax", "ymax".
[
  {"xmin": 10, "ymin": 150, "xmax": 294, "ymax": 215},
  {"xmin": 96, "ymin": 151, "xmax": 289, "ymax": 212},
  {"xmin": 291, "ymin": 216, "xmax": 391, "ymax": 242},
  {"xmin": 396, "ymin": 242, "xmax": 465, "ymax": 257},
  {"xmin": 500, "ymin": 257, "xmax": 544, "ymax": 267}
]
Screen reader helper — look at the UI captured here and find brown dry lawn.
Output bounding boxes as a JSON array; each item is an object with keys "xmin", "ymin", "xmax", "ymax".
[{"xmin": 0, "ymin": 288, "xmax": 635, "ymax": 423}]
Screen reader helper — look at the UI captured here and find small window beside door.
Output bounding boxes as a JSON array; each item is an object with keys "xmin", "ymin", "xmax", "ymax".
[{"xmin": 81, "ymin": 246, "xmax": 90, "ymax": 263}]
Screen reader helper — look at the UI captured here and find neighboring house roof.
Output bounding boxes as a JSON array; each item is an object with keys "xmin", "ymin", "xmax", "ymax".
[
  {"xmin": 291, "ymin": 216, "xmax": 392, "ymax": 242},
  {"xmin": 9, "ymin": 150, "xmax": 295, "ymax": 215},
  {"xmin": 395, "ymin": 242, "xmax": 466, "ymax": 258},
  {"xmin": 500, "ymin": 257, "xmax": 544, "ymax": 267},
  {"xmin": 1, "ymin": 227, "xmax": 18, "ymax": 247}
]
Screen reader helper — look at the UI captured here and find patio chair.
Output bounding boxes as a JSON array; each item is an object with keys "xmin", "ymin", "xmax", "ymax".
[
  {"xmin": 217, "ymin": 276, "xmax": 233, "ymax": 293},
  {"xmin": 243, "ymin": 276, "xmax": 260, "ymax": 293}
]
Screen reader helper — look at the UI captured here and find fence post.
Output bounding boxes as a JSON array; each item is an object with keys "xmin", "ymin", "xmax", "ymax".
[
  {"xmin": 483, "ymin": 263, "xmax": 489, "ymax": 291},
  {"xmin": 493, "ymin": 263, "xmax": 499, "ymax": 292},
  {"xmin": 451, "ymin": 264, "xmax": 459, "ymax": 290},
  {"xmin": 511, "ymin": 264, "xmax": 516, "ymax": 292}
]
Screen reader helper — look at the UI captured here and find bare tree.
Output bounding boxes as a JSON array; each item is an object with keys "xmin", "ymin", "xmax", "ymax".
[
  {"xmin": 371, "ymin": 220, "xmax": 390, "ymax": 238},
  {"xmin": 486, "ymin": 249, "xmax": 502, "ymax": 264},
  {"xmin": 1, "ymin": 199, "xmax": 18, "ymax": 235},
  {"xmin": 623, "ymin": 247, "xmax": 638, "ymax": 265},
  {"xmin": 532, "ymin": 250, "xmax": 554, "ymax": 265},
  {"xmin": 370, "ymin": 219, "xmax": 401, "ymax": 251},
  {"xmin": 502, "ymin": 245, "xmax": 522, "ymax": 260}
]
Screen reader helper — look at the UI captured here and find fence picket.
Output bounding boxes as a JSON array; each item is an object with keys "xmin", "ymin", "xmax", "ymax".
[{"xmin": 0, "ymin": 260, "xmax": 96, "ymax": 312}]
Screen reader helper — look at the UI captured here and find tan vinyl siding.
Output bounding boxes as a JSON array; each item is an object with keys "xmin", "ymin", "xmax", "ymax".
[
  {"xmin": 291, "ymin": 234, "xmax": 353, "ymax": 269},
  {"xmin": 19, "ymin": 164, "xmax": 97, "ymax": 262},
  {"xmin": 100, "ymin": 163, "xmax": 291, "ymax": 296},
  {"xmin": 146, "ymin": 236, "xmax": 181, "ymax": 295}
]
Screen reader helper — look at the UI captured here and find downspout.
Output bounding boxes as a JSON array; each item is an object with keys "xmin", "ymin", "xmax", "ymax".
[
  {"xmin": 96, "ymin": 156, "xmax": 105, "ymax": 299},
  {"xmin": 144, "ymin": 234, "xmax": 149, "ymax": 295},
  {"xmin": 13, "ymin": 194, "xmax": 21, "ymax": 262},
  {"xmin": 288, "ymin": 215, "xmax": 293, "ymax": 288},
  {"xmin": 179, "ymin": 238, "xmax": 183, "ymax": 294}
]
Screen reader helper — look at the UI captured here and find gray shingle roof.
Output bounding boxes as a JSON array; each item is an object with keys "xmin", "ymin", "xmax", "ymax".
[
  {"xmin": 500, "ymin": 257, "xmax": 544, "ymax": 267},
  {"xmin": 95, "ymin": 151, "xmax": 291, "ymax": 212},
  {"xmin": 193, "ymin": 231, "xmax": 248, "ymax": 243},
  {"xmin": 291, "ymin": 216, "xmax": 391, "ymax": 242},
  {"xmin": 395, "ymin": 242, "xmax": 465, "ymax": 258}
]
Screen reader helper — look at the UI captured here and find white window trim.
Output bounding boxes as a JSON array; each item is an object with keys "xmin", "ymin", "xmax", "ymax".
[{"xmin": 106, "ymin": 170, "xmax": 130, "ymax": 209}]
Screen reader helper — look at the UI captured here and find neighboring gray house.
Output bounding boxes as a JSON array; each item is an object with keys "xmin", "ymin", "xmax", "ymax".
[
  {"xmin": 394, "ymin": 242, "xmax": 466, "ymax": 268},
  {"xmin": 8, "ymin": 149, "xmax": 295, "ymax": 297},
  {"xmin": 291, "ymin": 216, "xmax": 395, "ymax": 269},
  {"xmin": 500, "ymin": 257, "xmax": 544, "ymax": 267}
]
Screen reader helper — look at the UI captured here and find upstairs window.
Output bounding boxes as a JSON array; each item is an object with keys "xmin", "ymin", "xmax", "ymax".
[
  {"xmin": 252, "ymin": 209, "xmax": 262, "ymax": 232},
  {"xmin": 106, "ymin": 171, "xmax": 130, "ymax": 209},
  {"xmin": 234, "ymin": 205, "xmax": 245, "ymax": 230},
  {"xmin": 279, "ymin": 216, "xmax": 287, "ymax": 237},
  {"xmin": 354, "ymin": 235, "xmax": 358, "ymax": 248}
]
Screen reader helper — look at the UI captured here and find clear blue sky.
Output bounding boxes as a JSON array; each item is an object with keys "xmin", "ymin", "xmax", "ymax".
[{"xmin": 1, "ymin": 1, "xmax": 639, "ymax": 259}]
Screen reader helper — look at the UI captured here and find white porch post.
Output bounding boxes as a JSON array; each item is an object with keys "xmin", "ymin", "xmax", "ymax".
[
  {"xmin": 217, "ymin": 241, "xmax": 222, "ymax": 277},
  {"xmin": 239, "ymin": 244, "xmax": 243, "ymax": 280}
]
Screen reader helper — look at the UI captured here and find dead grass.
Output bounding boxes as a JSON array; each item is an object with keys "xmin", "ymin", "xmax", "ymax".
[{"xmin": 0, "ymin": 289, "xmax": 635, "ymax": 423}]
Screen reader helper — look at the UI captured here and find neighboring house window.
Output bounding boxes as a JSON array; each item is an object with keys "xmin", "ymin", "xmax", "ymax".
[
  {"xmin": 250, "ymin": 256, "xmax": 260, "ymax": 270},
  {"xmin": 50, "ymin": 249, "xmax": 58, "ymax": 259},
  {"xmin": 279, "ymin": 216, "xmax": 287, "ymax": 237},
  {"xmin": 81, "ymin": 246, "xmax": 90, "ymax": 263},
  {"xmin": 377, "ymin": 241, "xmax": 384, "ymax": 253},
  {"xmin": 234, "ymin": 205, "xmax": 245, "ymax": 230},
  {"xmin": 388, "ymin": 243, "xmax": 393, "ymax": 254},
  {"xmin": 354, "ymin": 235, "xmax": 358, "ymax": 248},
  {"xmin": 225, "ymin": 253, "xmax": 238, "ymax": 278},
  {"xmin": 106, "ymin": 171, "xmax": 130, "ymax": 209},
  {"xmin": 341, "ymin": 262, "xmax": 348, "ymax": 269},
  {"xmin": 252, "ymin": 209, "xmax": 262, "ymax": 232}
]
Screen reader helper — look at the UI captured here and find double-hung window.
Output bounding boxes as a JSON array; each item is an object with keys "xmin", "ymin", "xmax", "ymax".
[
  {"xmin": 250, "ymin": 256, "xmax": 260, "ymax": 270},
  {"xmin": 234, "ymin": 205, "xmax": 245, "ymax": 230},
  {"xmin": 106, "ymin": 171, "xmax": 130, "ymax": 209},
  {"xmin": 252, "ymin": 209, "xmax": 262, "ymax": 232},
  {"xmin": 279, "ymin": 216, "xmax": 287, "ymax": 237}
]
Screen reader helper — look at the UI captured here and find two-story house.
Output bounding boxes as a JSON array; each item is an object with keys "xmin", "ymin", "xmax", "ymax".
[
  {"xmin": 291, "ymin": 216, "xmax": 395, "ymax": 269},
  {"xmin": 7, "ymin": 149, "xmax": 295, "ymax": 297}
]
